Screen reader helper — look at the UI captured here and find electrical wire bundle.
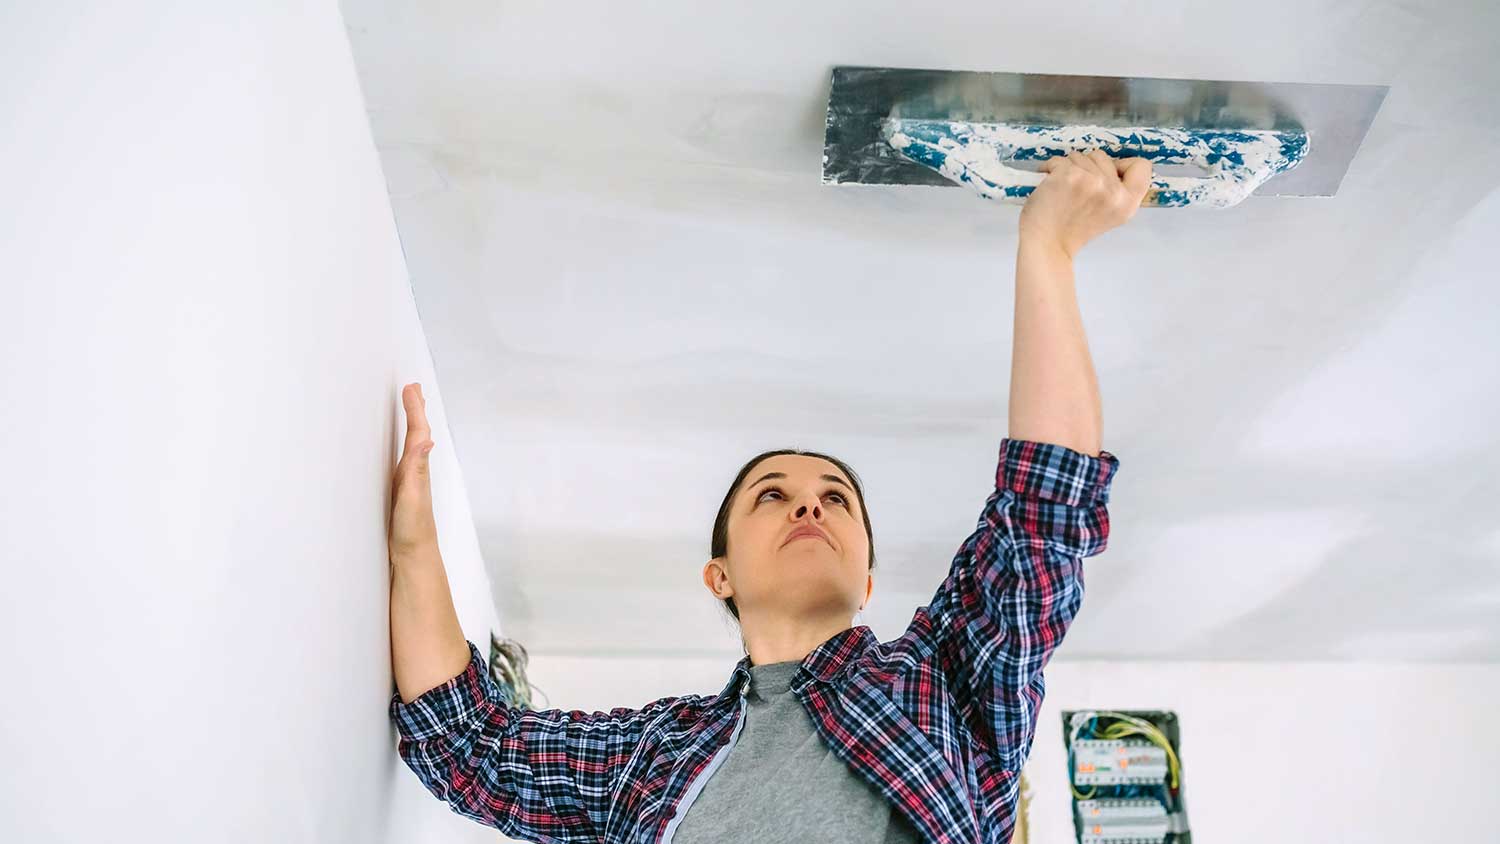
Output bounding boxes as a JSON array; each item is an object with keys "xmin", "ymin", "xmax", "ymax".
[{"xmin": 1066, "ymin": 710, "xmax": 1181, "ymax": 804}]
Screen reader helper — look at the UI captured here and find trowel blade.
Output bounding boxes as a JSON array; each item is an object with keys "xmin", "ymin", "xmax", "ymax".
[{"xmin": 822, "ymin": 66, "xmax": 1387, "ymax": 198}]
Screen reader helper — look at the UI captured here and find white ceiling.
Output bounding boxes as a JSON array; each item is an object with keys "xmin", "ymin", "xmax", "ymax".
[{"xmin": 342, "ymin": 0, "xmax": 1500, "ymax": 662}]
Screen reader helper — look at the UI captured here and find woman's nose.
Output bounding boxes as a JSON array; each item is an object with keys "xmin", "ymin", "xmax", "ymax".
[{"xmin": 794, "ymin": 498, "xmax": 822, "ymax": 519}]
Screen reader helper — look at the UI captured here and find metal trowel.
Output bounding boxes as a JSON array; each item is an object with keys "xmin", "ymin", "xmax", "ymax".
[{"xmin": 821, "ymin": 66, "xmax": 1388, "ymax": 209}]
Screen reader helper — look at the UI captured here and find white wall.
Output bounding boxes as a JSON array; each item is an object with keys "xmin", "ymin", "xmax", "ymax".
[
  {"xmin": 0, "ymin": 4, "xmax": 498, "ymax": 842},
  {"xmin": 526, "ymin": 652, "xmax": 1500, "ymax": 843}
]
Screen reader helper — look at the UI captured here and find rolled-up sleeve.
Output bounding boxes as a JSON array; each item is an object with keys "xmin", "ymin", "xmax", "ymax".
[
  {"xmin": 390, "ymin": 640, "xmax": 495, "ymax": 741},
  {"xmin": 994, "ymin": 437, "xmax": 1117, "ymax": 552},
  {"xmin": 390, "ymin": 639, "xmax": 669, "ymax": 843},
  {"xmin": 892, "ymin": 438, "xmax": 1119, "ymax": 771}
]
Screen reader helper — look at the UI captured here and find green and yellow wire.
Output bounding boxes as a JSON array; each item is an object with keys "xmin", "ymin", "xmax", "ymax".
[{"xmin": 1066, "ymin": 710, "xmax": 1181, "ymax": 801}]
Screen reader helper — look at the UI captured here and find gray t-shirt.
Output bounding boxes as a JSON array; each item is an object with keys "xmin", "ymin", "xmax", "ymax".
[{"xmin": 671, "ymin": 659, "xmax": 923, "ymax": 843}]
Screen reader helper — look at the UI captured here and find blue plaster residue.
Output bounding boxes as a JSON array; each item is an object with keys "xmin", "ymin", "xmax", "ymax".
[{"xmin": 879, "ymin": 120, "xmax": 1310, "ymax": 209}]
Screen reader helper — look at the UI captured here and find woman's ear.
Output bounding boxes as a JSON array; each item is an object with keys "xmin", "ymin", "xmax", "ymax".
[{"xmin": 703, "ymin": 556, "xmax": 733, "ymax": 599}]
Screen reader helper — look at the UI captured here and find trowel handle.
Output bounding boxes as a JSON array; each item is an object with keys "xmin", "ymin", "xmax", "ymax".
[{"xmin": 881, "ymin": 120, "xmax": 1309, "ymax": 210}]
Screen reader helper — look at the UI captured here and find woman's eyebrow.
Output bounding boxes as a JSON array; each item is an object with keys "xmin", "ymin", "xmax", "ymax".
[{"xmin": 747, "ymin": 471, "xmax": 853, "ymax": 493}]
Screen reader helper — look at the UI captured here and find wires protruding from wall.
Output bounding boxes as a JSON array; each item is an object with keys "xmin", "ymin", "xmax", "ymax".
[
  {"xmin": 1061, "ymin": 709, "xmax": 1192, "ymax": 844},
  {"xmin": 1067, "ymin": 710, "xmax": 1182, "ymax": 798}
]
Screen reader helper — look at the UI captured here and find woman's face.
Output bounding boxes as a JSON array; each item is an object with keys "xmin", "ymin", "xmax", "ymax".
[{"xmin": 704, "ymin": 453, "xmax": 872, "ymax": 623}]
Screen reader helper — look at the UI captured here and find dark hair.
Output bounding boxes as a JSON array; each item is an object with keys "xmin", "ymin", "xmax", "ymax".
[{"xmin": 710, "ymin": 448, "xmax": 876, "ymax": 623}]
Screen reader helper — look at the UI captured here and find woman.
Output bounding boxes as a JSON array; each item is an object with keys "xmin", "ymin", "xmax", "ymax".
[{"xmin": 389, "ymin": 151, "xmax": 1152, "ymax": 844}]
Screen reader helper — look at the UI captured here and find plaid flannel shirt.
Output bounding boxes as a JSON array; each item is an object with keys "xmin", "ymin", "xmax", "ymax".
[{"xmin": 391, "ymin": 438, "xmax": 1118, "ymax": 843}]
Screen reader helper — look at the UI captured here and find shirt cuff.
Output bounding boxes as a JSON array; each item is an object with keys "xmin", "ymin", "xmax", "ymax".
[
  {"xmin": 389, "ymin": 639, "xmax": 496, "ymax": 741},
  {"xmin": 997, "ymin": 438, "xmax": 1119, "ymax": 508}
]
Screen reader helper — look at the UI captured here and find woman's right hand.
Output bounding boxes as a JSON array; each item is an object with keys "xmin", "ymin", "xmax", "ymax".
[
  {"xmin": 389, "ymin": 382, "xmax": 439, "ymax": 562},
  {"xmin": 1018, "ymin": 150, "xmax": 1153, "ymax": 259}
]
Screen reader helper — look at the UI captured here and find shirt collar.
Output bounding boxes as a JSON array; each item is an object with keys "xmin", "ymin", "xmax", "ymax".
[{"xmin": 714, "ymin": 625, "xmax": 876, "ymax": 703}]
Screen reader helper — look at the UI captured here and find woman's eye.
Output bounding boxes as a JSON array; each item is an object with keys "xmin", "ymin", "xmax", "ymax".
[{"xmin": 757, "ymin": 487, "xmax": 849, "ymax": 507}]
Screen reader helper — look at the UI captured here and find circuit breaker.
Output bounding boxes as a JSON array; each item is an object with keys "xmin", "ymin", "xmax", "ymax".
[{"xmin": 1061, "ymin": 710, "xmax": 1191, "ymax": 844}]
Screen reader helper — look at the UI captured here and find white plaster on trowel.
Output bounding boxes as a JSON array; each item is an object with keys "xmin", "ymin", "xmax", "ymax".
[{"xmin": 884, "ymin": 121, "xmax": 1304, "ymax": 208}]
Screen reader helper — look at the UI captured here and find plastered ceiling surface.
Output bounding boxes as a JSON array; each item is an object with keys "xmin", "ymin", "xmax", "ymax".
[{"xmin": 342, "ymin": 0, "xmax": 1500, "ymax": 662}]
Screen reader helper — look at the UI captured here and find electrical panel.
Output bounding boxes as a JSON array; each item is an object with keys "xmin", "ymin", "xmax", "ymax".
[
  {"xmin": 1061, "ymin": 710, "xmax": 1191, "ymax": 844},
  {"xmin": 1072, "ymin": 739, "xmax": 1170, "ymax": 785},
  {"xmin": 1075, "ymin": 798, "xmax": 1169, "ymax": 844}
]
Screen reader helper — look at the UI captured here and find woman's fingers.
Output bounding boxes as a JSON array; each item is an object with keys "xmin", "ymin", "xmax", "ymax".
[
  {"xmin": 1083, "ymin": 149, "xmax": 1117, "ymax": 181},
  {"xmin": 1040, "ymin": 150, "xmax": 1152, "ymax": 184},
  {"xmin": 403, "ymin": 383, "xmax": 429, "ymax": 434},
  {"xmin": 1081, "ymin": 149, "xmax": 1151, "ymax": 189},
  {"xmin": 1081, "ymin": 150, "xmax": 1153, "ymax": 209},
  {"xmin": 1121, "ymin": 157, "xmax": 1154, "ymax": 201},
  {"xmin": 401, "ymin": 383, "xmax": 432, "ymax": 456},
  {"xmin": 1066, "ymin": 151, "xmax": 1093, "ymax": 179},
  {"xmin": 398, "ymin": 383, "xmax": 435, "ymax": 491},
  {"xmin": 389, "ymin": 383, "xmax": 441, "ymax": 560}
]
